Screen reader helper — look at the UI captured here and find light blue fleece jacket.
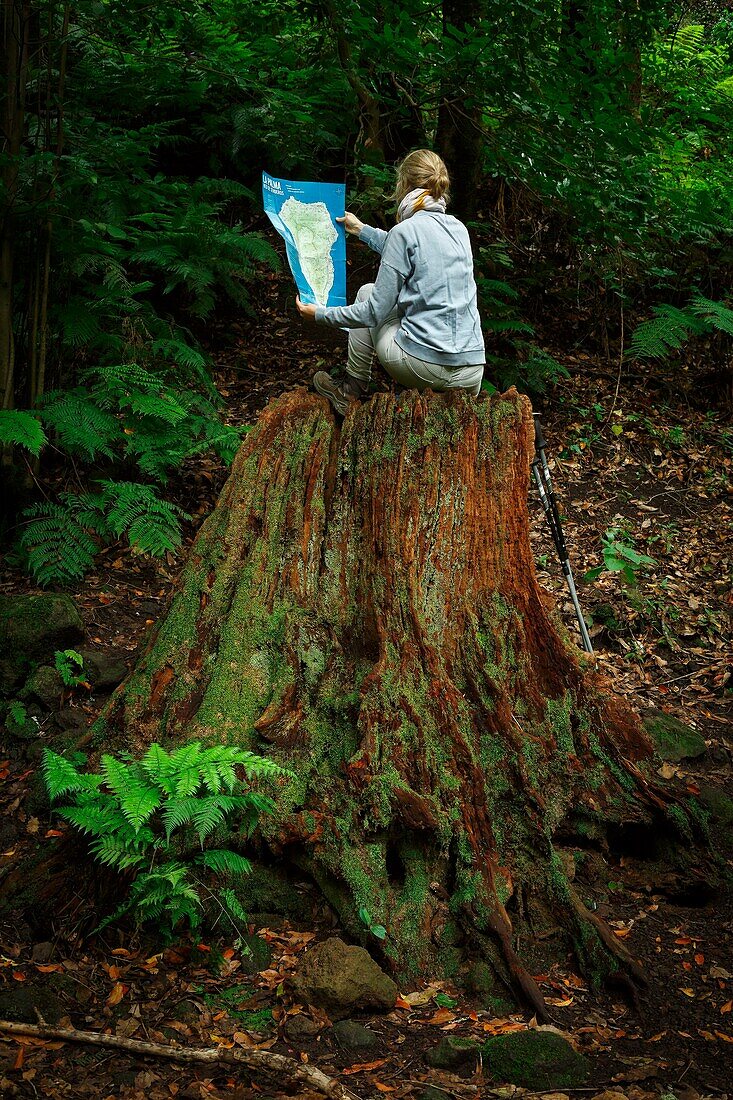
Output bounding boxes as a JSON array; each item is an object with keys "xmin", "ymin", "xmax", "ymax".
[{"xmin": 314, "ymin": 211, "xmax": 486, "ymax": 368}]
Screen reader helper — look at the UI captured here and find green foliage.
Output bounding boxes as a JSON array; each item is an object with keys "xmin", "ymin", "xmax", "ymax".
[
  {"xmin": 358, "ymin": 906, "xmax": 387, "ymax": 940},
  {"xmin": 3, "ymin": 701, "xmax": 38, "ymax": 739},
  {"xmin": 630, "ymin": 294, "xmax": 733, "ymax": 359},
  {"xmin": 43, "ymin": 742, "xmax": 291, "ymax": 938},
  {"xmin": 0, "ymin": 412, "xmax": 47, "ymax": 457},
  {"xmin": 19, "ymin": 482, "xmax": 190, "ymax": 586},
  {"xmin": 54, "ymin": 650, "xmax": 86, "ymax": 688},
  {"xmin": 585, "ymin": 525, "xmax": 658, "ymax": 586}
]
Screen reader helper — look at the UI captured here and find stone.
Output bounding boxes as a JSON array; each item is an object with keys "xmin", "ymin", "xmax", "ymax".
[
  {"xmin": 291, "ymin": 937, "xmax": 397, "ymax": 1020},
  {"xmin": 284, "ymin": 1015, "xmax": 321, "ymax": 1042},
  {"xmin": 53, "ymin": 707, "xmax": 88, "ymax": 737},
  {"xmin": 237, "ymin": 932, "xmax": 273, "ymax": 975},
  {"xmin": 482, "ymin": 1030, "xmax": 590, "ymax": 1089},
  {"xmin": 0, "ymin": 595, "xmax": 84, "ymax": 690},
  {"xmin": 333, "ymin": 1019, "xmax": 380, "ymax": 1052},
  {"xmin": 234, "ymin": 864, "xmax": 312, "ymax": 921},
  {"xmin": 425, "ymin": 1035, "xmax": 478, "ymax": 1069},
  {"xmin": 77, "ymin": 648, "xmax": 128, "ymax": 691},
  {"xmin": 418, "ymin": 1089, "xmax": 456, "ymax": 1100},
  {"xmin": 30, "ymin": 941, "xmax": 54, "ymax": 963},
  {"xmin": 0, "ymin": 982, "xmax": 63, "ymax": 1025},
  {"xmin": 21, "ymin": 666, "xmax": 64, "ymax": 708},
  {"xmin": 172, "ymin": 999, "xmax": 200, "ymax": 1023},
  {"xmin": 643, "ymin": 709, "xmax": 706, "ymax": 763},
  {"xmin": 698, "ymin": 784, "xmax": 733, "ymax": 827}
]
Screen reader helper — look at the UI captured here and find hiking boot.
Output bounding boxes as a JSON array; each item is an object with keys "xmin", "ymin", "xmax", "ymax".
[{"xmin": 312, "ymin": 370, "xmax": 368, "ymax": 416}]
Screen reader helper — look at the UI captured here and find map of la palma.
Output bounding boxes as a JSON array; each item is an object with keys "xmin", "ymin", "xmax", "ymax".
[{"xmin": 262, "ymin": 173, "xmax": 347, "ymax": 307}]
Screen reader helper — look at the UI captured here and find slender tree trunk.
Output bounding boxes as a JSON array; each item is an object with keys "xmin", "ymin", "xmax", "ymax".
[
  {"xmin": 1, "ymin": 0, "xmax": 31, "ymax": 410},
  {"xmin": 96, "ymin": 387, "xmax": 682, "ymax": 1014},
  {"xmin": 435, "ymin": 0, "xmax": 486, "ymax": 220}
]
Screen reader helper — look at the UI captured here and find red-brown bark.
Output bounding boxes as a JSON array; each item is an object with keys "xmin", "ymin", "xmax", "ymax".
[{"xmin": 99, "ymin": 386, "xmax": 675, "ymax": 1012}]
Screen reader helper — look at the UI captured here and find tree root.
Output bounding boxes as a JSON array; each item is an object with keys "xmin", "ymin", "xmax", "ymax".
[
  {"xmin": 0, "ymin": 1020, "xmax": 362, "ymax": 1100},
  {"xmin": 568, "ymin": 884, "xmax": 647, "ymax": 987}
]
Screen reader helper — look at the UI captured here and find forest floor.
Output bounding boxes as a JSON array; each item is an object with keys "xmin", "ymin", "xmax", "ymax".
[{"xmin": 0, "ymin": 266, "xmax": 731, "ymax": 1100}]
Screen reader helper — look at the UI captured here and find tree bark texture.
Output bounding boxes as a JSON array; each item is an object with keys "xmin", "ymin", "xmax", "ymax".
[{"xmin": 102, "ymin": 387, "xmax": 676, "ymax": 1011}]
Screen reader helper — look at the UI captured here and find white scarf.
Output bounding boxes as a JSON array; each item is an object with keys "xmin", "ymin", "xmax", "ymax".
[{"xmin": 396, "ymin": 188, "xmax": 447, "ymax": 223}]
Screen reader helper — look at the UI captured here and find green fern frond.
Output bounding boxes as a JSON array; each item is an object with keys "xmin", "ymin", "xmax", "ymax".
[
  {"xmin": 220, "ymin": 888, "xmax": 249, "ymax": 923},
  {"xmin": 0, "ymin": 411, "xmax": 47, "ymax": 456},
  {"xmin": 690, "ymin": 294, "xmax": 733, "ymax": 336},
  {"xmin": 39, "ymin": 391, "xmax": 118, "ymax": 460},
  {"xmin": 629, "ymin": 303, "xmax": 704, "ymax": 359},
  {"xmin": 19, "ymin": 503, "xmax": 99, "ymax": 586},
  {"xmin": 195, "ymin": 850, "xmax": 252, "ymax": 875},
  {"xmin": 98, "ymin": 481, "xmax": 189, "ymax": 556}
]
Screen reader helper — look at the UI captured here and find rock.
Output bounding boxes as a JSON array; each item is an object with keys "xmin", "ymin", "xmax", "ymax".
[
  {"xmin": 0, "ymin": 595, "xmax": 84, "ymax": 691},
  {"xmin": 643, "ymin": 709, "xmax": 706, "ymax": 763},
  {"xmin": 53, "ymin": 707, "xmax": 88, "ymax": 737},
  {"xmin": 284, "ymin": 1015, "xmax": 321, "ymax": 1042},
  {"xmin": 30, "ymin": 941, "xmax": 54, "ymax": 963},
  {"xmin": 425, "ymin": 1035, "xmax": 478, "ymax": 1069},
  {"xmin": 698, "ymin": 784, "xmax": 733, "ymax": 827},
  {"xmin": 77, "ymin": 648, "xmax": 127, "ymax": 691},
  {"xmin": 21, "ymin": 665, "xmax": 64, "ymax": 708},
  {"xmin": 590, "ymin": 1092, "xmax": 629, "ymax": 1100},
  {"xmin": 462, "ymin": 960, "xmax": 515, "ymax": 1014},
  {"xmin": 332, "ymin": 1019, "xmax": 380, "ymax": 1053},
  {"xmin": 172, "ymin": 999, "xmax": 200, "ymax": 1023},
  {"xmin": 234, "ymin": 864, "xmax": 312, "ymax": 921},
  {"xmin": 482, "ymin": 1030, "xmax": 590, "ymax": 1089},
  {"xmin": 291, "ymin": 937, "xmax": 397, "ymax": 1020},
  {"xmin": 419, "ymin": 1089, "xmax": 456, "ymax": 1100},
  {"xmin": 237, "ymin": 932, "xmax": 273, "ymax": 975},
  {"xmin": 0, "ymin": 982, "xmax": 63, "ymax": 1025}
]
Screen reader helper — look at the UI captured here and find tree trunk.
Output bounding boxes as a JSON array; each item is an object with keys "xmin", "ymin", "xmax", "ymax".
[
  {"xmin": 435, "ymin": 0, "xmax": 486, "ymax": 220},
  {"xmin": 101, "ymin": 386, "xmax": 675, "ymax": 1013}
]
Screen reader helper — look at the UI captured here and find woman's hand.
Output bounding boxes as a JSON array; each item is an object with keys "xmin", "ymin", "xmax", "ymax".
[
  {"xmin": 296, "ymin": 295, "xmax": 317, "ymax": 321},
  {"xmin": 337, "ymin": 212, "xmax": 364, "ymax": 236}
]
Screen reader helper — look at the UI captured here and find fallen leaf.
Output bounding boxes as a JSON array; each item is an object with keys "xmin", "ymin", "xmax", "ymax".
[
  {"xmin": 341, "ymin": 1060, "xmax": 387, "ymax": 1075},
  {"xmin": 721, "ymin": 1000, "xmax": 732, "ymax": 1014},
  {"xmin": 107, "ymin": 982, "xmax": 127, "ymax": 1006}
]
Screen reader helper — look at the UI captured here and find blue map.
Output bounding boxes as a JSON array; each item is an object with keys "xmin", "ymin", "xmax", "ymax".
[{"xmin": 262, "ymin": 172, "xmax": 346, "ymax": 307}]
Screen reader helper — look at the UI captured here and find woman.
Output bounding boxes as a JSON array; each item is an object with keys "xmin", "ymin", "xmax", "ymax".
[{"xmin": 296, "ymin": 149, "xmax": 485, "ymax": 416}]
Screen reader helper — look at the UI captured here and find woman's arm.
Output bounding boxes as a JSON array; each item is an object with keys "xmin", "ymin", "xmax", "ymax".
[
  {"xmin": 314, "ymin": 261, "xmax": 405, "ymax": 330},
  {"xmin": 338, "ymin": 212, "xmax": 387, "ymax": 255}
]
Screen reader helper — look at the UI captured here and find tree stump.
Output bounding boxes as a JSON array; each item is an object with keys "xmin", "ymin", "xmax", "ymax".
[{"xmin": 101, "ymin": 386, "xmax": 675, "ymax": 1013}]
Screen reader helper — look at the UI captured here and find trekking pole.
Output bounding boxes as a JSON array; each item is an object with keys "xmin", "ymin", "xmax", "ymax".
[{"xmin": 531, "ymin": 413, "xmax": 594, "ymax": 656}]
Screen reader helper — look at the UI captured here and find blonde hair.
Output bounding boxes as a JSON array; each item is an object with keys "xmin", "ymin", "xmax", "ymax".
[{"xmin": 393, "ymin": 149, "xmax": 450, "ymax": 205}]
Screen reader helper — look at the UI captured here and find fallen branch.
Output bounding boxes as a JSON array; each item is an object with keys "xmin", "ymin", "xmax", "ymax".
[{"xmin": 0, "ymin": 1020, "xmax": 361, "ymax": 1100}]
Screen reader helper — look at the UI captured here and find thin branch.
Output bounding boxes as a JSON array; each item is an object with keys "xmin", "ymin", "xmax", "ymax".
[{"xmin": 0, "ymin": 1020, "xmax": 362, "ymax": 1100}]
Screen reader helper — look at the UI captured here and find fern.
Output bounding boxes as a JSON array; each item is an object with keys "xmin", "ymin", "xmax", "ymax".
[
  {"xmin": 630, "ymin": 295, "xmax": 733, "ymax": 359},
  {"xmin": 98, "ymin": 481, "xmax": 188, "ymax": 556},
  {"xmin": 0, "ymin": 410, "xmax": 47, "ymax": 457},
  {"xmin": 43, "ymin": 743, "xmax": 291, "ymax": 938},
  {"xmin": 19, "ymin": 502, "xmax": 100, "ymax": 585},
  {"xmin": 39, "ymin": 391, "xmax": 119, "ymax": 460}
]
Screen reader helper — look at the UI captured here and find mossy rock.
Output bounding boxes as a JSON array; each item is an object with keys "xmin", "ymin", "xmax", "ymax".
[
  {"xmin": 643, "ymin": 709, "xmax": 706, "ymax": 763},
  {"xmin": 425, "ymin": 1035, "xmax": 478, "ymax": 1069},
  {"xmin": 482, "ymin": 1029, "xmax": 590, "ymax": 1089},
  {"xmin": 291, "ymin": 936, "xmax": 397, "ymax": 1019},
  {"xmin": 21, "ymin": 665, "xmax": 64, "ymax": 708},
  {"xmin": 0, "ymin": 594, "xmax": 84, "ymax": 693},
  {"xmin": 233, "ymin": 864, "xmax": 312, "ymax": 921},
  {"xmin": 238, "ymin": 932, "xmax": 273, "ymax": 975},
  {"xmin": 698, "ymin": 785, "xmax": 733, "ymax": 828},
  {"xmin": 0, "ymin": 982, "xmax": 63, "ymax": 1025}
]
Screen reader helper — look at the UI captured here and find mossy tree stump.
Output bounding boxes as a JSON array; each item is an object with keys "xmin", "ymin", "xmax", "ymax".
[{"xmin": 103, "ymin": 386, "xmax": 674, "ymax": 1014}]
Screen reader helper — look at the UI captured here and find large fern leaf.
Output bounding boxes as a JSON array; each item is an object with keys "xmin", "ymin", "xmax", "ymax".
[{"xmin": 0, "ymin": 411, "xmax": 47, "ymax": 456}]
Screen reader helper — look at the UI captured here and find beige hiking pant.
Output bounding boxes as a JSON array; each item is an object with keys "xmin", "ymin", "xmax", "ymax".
[{"xmin": 346, "ymin": 283, "xmax": 483, "ymax": 396}]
